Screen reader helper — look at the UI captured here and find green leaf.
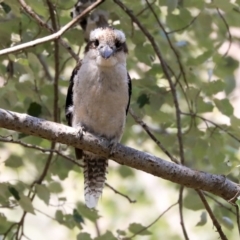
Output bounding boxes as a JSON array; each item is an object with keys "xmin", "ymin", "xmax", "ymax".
[
  {"xmin": 73, "ymin": 209, "xmax": 84, "ymax": 224},
  {"xmin": 118, "ymin": 165, "xmax": 134, "ymax": 178},
  {"xmin": 0, "ymin": 2, "xmax": 11, "ymax": 13},
  {"xmin": 17, "ymin": 58, "xmax": 29, "ymax": 66},
  {"xmin": 4, "ymin": 0, "xmax": 21, "ymax": 16},
  {"xmin": 55, "ymin": 210, "xmax": 64, "ymax": 224},
  {"xmin": 166, "ymin": 0, "xmax": 178, "ymax": 13},
  {"xmin": 64, "ymin": 214, "xmax": 76, "ymax": 229},
  {"xmin": 0, "ymin": 214, "xmax": 16, "ymax": 233},
  {"xmin": 166, "ymin": 8, "xmax": 192, "ymax": 31},
  {"xmin": 207, "ymin": 0, "xmax": 233, "ymax": 12},
  {"xmin": 8, "ymin": 186, "xmax": 20, "ymax": 200},
  {"xmin": 183, "ymin": 189, "xmax": 204, "ymax": 210},
  {"xmin": 196, "ymin": 211, "xmax": 207, "ymax": 226},
  {"xmin": 196, "ymin": 97, "xmax": 213, "ymax": 113},
  {"xmin": 77, "ymin": 232, "xmax": 92, "ymax": 240},
  {"xmin": 214, "ymin": 98, "xmax": 233, "ymax": 116},
  {"xmin": 94, "ymin": 231, "xmax": 117, "ymax": 240},
  {"xmin": 36, "ymin": 184, "xmax": 50, "ymax": 205},
  {"xmin": 128, "ymin": 223, "xmax": 152, "ymax": 236},
  {"xmin": 183, "ymin": 0, "xmax": 204, "ymax": 9},
  {"xmin": 203, "ymin": 79, "xmax": 225, "ymax": 96},
  {"xmin": 225, "ymin": 75, "xmax": 236, "ymax": 95},
  {"xmin": 116, "ymin": 229, "xmax": 126, "ymax": 236},
  {"xmin": 27, "ymin": 102, "xmax": 42, "ymax": 117},
  {"xmin": 0, "ymin": 183, "xmax": 10, "ymax": 199},
  {"xmin": 137, "ymin": 93, "xmax": 150, "ymax": 108},
  {"xmin": 5, "ymin": 155, "xmax": 23, "ymax": 168},
  {"xmin": 77, "ymin": 203, "xmax": 100, "ymax": 222},
  {"xmin": 48, "ymin": 181, "xmax": 63, "ymax": 193},
  {"xmin": 50, "ymin": 157, "xmax": 72, "ymax": 180},
  {"xmin": 27, "ymin": 0, "xmax": 48, "ymax": 17},
  {"xmin": 19, "ymin": 194, "xmax": 35, "ymax": 215},
  {"xmin": 58, "ymin": 197, "xmax": 66, "ymax": 202},
  {"xmin": 190, "ymin": 50, "xmax": 213, "ymax": 65}
]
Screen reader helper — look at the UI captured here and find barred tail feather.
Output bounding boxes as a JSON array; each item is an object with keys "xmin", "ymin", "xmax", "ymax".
[{"xmin": 83, "ymin": 154, "xmax": 108, "ymax": 208}]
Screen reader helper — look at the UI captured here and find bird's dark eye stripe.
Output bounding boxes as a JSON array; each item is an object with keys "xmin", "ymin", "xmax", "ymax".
[
  {"xmin": 115, "ymin": 40, "xmax": 122, "ymax": 48},
  {"xmin": 94, "ymin": 39, "xmax": 99, "ymax": 47}
]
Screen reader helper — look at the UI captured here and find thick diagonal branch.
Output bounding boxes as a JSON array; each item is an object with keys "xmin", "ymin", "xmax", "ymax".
[{"xmin": 0, "ymin": 108, "xmax": 239, "ymax": 202}]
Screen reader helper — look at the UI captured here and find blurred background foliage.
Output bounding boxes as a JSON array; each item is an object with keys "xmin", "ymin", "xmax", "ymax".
[{"xmin": 0, "ymin": 0, "xmax": 240, "ymax": 239}]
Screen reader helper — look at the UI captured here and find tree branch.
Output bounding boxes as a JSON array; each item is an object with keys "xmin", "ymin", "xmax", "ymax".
[
  {"xmin": 128, "ymin": 201, "xmax": 178, "ymax": 238},
  {"xmin": 105, "ymin": 183, "xmax": 136, "ymax": 204},
  {"xmin": 129, "ymin": 108, "xmax": 179, "ymax": 164},
  {"xmin": 197, "ymin": 190, "xmax": 228, "ymax": 240},
  {"xmin": 0, "ymin": 0, "xmax": 105, "ymax": 57},
  {"xmin": 179, "ymin": 186, "xmax": 189, "ymax": 240},
  {"xmin": 0, "ymin": 108, "xmax": 239, "ymax": 202}
]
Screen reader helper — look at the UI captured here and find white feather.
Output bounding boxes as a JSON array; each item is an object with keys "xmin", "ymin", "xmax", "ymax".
[
  {"xmin": 84, "ymin": 189, "xmax": 101, "ymax": 209},
  {"xmin": 90, "ymin": 28, "xmax": 126, "ymax": 43}
]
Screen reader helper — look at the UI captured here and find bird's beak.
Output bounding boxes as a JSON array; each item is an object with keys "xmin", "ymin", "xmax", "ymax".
[{"xmin": 99, "ymin": 45, "xmax": 114, "ymax": 59}]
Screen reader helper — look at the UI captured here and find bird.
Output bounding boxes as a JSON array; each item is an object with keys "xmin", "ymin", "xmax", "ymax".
[{"xmin": 65, "ymin": 27, "xmax": 131, "ymax": 208}]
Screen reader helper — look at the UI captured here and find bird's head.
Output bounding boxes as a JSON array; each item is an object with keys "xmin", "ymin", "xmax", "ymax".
[{"xmin": 84, "ymin": 27, "xmax": 128, "ymax": 67}]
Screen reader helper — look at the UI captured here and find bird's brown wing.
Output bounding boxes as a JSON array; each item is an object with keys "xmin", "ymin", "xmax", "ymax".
[
  {"xmin": 126, "ymin": 73, "xmax": 132, "ymax": 115},
  {"xmin": 65, "ymin": 60, "xmax": 83, "ymax": 159}
]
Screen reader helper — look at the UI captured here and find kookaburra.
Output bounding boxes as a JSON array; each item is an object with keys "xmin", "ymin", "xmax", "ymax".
[{"xmin": 65, "ymin": 27, "xmax": 131, "ymax": 208}]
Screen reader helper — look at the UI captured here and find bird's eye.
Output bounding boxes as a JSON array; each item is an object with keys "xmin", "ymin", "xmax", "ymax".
[
  {"xmin": 94, "ymin": 39, "xmax": 99, "ymax": 47},
  {"xmin": 115, "ymin": 40, "xmax": 122, "ymax": 48}
]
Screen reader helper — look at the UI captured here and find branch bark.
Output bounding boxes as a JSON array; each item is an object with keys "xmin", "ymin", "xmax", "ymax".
[{"xmin": 0, "ymin": 108, "xmax": 239, "ymax": 202}]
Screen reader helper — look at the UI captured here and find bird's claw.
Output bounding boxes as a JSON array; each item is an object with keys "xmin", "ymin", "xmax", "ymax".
[
  {"xmin": 108, "ymin": 139, "xmax": 118, "ymax": 158},
  {"xmin": 77, "ymin": 126, "xmax": 86, "ymax": 140}
]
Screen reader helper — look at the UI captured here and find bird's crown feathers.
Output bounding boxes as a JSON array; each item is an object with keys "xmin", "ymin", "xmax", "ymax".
[{"xmin": 90, "ymin": 27, "xmax": 126, "ymax": 43}]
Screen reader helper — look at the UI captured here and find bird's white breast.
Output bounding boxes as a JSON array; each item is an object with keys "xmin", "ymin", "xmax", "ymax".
[{"xmin": 72, "ymin": 60, "xmax": 129, "ymax": 141}]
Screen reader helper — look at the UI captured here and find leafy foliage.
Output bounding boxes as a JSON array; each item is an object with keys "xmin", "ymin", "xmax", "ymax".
[{"xmin": 0, "ymin": 0, "xmax": 240, "ymax": 239}]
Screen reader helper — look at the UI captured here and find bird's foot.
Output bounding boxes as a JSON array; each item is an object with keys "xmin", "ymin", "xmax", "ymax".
[
  {"xmin": 77, "ymin": 126, "xmax": 86, "ymax": 140},
  {"xmin": 108, "ymin": 139, "xmax": 118, "ymax": 158}
]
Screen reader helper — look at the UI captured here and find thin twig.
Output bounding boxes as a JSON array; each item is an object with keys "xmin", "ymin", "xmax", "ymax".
[
  {"xmin": 216, "ymin": 8, "xmax": 232, "ymax": 58},
  {"xmin": 128, "ymin": 202, "xmax": 178, "ymax": 238},
  {"xmin": 144, "ymin": 0, "xmax": 192, "ymax": 121},
  {"xmin": 129, "ymin": 109, "xmax": 179, "ymax": 164},
  {"xmin": 15, "ymin": 142, "xmax": 56, "ymax": 239},
  {"xmin": 46, "ymin": 0, "xmax": 60, "ymax": 122},
  {"xmin": 204, "ymin": 192, "xmax": 236, "ymax": 216},
  {"xmin": 145, "ymin": 0, "xmax": 188, "ymax": 88},
  {"xmin": 0, "ymin": 136, "xmax": 75, "ymax": 163},
  {"xmin": 34, "ymin": 208, "xmax": 56, "ymax": 221},
  {"xmin": 181, "ymin": 112, "xmax": 240, "ymax": 143},
  {"xmin": 23, "ymin": 234, "xmax": 32, "ymax": 240},
  {"xmin": 178, "ymin": 186, "xmax": 189, "ymax": 240},
  {"xmin": 235, "ymin": 204, "xmax": 240, "ymax": 236},
  {"xmin": 0, "ymin": 135, "xmax": 136, "ymax": 204},
  {"xmin": 145, "ymin": 0, "xmax": 186, "ymax": 163},
  {"xmin": 15, "ymin": 212, "xmax": 27, "ymax": 240},
  {"xmin": 94, "ymin": 221, "xmax": 101, "ymax": 237},
  {"xmin": 36, "ymin": 0, "xmax": 58, "ymax": 184},
  {"xmin": 0, "ymin": 0, "xmax": 105, "ymax": 58},
  {"xmin": 197, "ymin": 190, "xmax": 228, "ymax": 240},
  {"xmin": 105, "ymin": 183, "xmax": 136, "ymax": 203},
  {"xmin": 136, "ymin": 0, "xmax": 156, "ymax": 17},
  {"xmin": 36, "ymin": 54, "xmax": 53, "ymax": 81},
  {"xmin": 167, "ymin": 15, "xmax": 199, "ymax": 34},
  {"xmin": 35, "ymin": 142, "xmax": 55, "ymax": 184}
]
